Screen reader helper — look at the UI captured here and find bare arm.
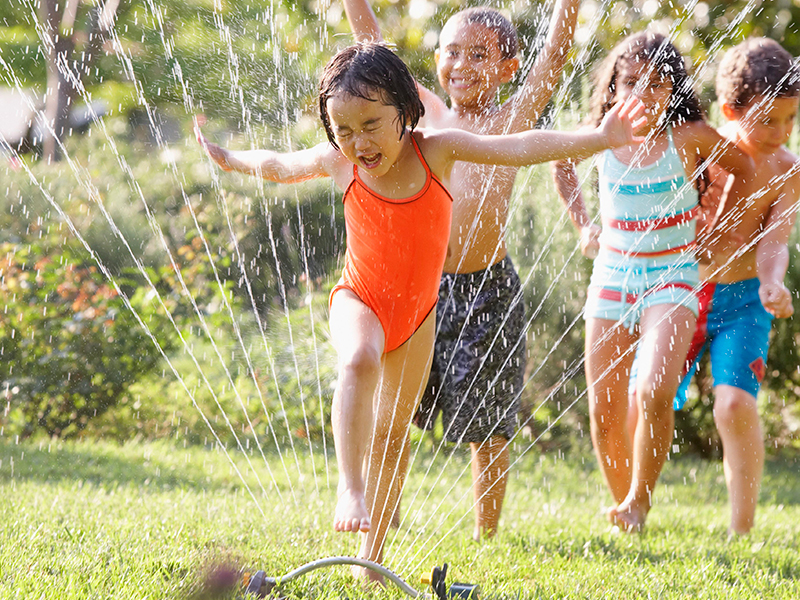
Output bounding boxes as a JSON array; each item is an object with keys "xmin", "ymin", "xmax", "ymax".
[
  {"xmin": 438, "ymin": 96, "xmax": 645, "ymax": 168},
  {"xmin": 552, "ymin": 159, "xmax": 590, "ymax": 229},
  {"xmin": 342, "ymin": 0, "xmax": 449, "ymax": 124},
  {"xmin": 342, "ymin": 0, "xmax": 382, "ymax": 43},
  {"xmin": 551, "ymin": 158, "xmax": 600, "ymax": 258},
  {"xmin": 196, "ymin": 127, "xmax": 342, "ymax": 184},
  {"xmin": 501, "ymin": 0, "xmax": 581, "ymax": 130},
  {"xmin": 757, "ymin": 169, "xmax": 800, "ymax": 317}
]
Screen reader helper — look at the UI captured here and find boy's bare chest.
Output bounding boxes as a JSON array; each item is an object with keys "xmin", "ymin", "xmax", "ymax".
[{"xmin": 448, "ymin": 162, "xmax": 518, "ymax": 214}]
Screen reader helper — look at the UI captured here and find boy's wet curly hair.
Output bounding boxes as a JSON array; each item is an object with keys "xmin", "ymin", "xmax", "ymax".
[
  {"xmin": 448, "ymin": 7, "xmax": 519, "ymax": 60},
  {"xmin": 318, "ymin": 43, "xmax": 424, "ymax": 150},
  {"xmin": 589, "ymin": 31, "xmax": 704, "ymax": 128},
  {"xmin": 716, "ymin": 37, "xmax": 800, "ymax": 109}
]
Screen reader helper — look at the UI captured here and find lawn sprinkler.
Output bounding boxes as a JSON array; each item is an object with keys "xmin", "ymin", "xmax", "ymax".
[{"xmin": 241, "ymin": 557, "xmax": 480, "ymax": 599}]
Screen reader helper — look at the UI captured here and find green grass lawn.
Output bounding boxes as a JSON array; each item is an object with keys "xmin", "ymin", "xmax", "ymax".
[{"xmin": 0, "ymin": 437, "xmax": 798, "ymax": 599}]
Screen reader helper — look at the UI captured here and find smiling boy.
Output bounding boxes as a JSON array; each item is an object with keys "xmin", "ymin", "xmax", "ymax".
[
  {"xmin": 684, "ymin": 37, "xmax": 800, "ymax": 534},
  {"xmin": 344, "ymin": 0, "xmax": 580, "ymax": 540}
]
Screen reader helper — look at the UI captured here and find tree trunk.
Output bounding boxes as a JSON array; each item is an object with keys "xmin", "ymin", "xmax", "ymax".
[{"xmin": 40, "ymin": 0, "xmax": 78, "ymax": 162}]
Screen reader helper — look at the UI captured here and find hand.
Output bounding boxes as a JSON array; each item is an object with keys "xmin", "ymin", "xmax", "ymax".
[
  {"xmin": 194, "ymin": 116, "xmax": 233, "ymax": 171},
  {"xmin": 759, "ymin": 281, "xmax": 794, "ymax": 318},
  {"xmin": 600, "ymin": 96, "xmax": 648, "ymax": 148},
  {"xmin": 580, "ymin": 224, "xmax": 601, "ymax": 259}
]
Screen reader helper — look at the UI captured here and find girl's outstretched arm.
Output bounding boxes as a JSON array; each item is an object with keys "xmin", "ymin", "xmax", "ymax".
[
  {"xmin": 686, "ymin": 122, "xmax": 756, "ymax": 263},
  {"xmin": 685, "ymin": 121, "xmax": 755, "ymax": 178},
  {"xmin": 430, "ymin": 95, "xmax": 646, "ymax": 169},
  {"xmin": 196, "ymin": 126, "xmax": 346, "ymax": 185}
]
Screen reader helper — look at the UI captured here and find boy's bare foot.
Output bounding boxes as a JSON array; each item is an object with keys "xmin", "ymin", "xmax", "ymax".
[
  {"xmin": 351, "ymin": 565, "xmax": 386, "ymax": 588},
  {"xmin": 334, "ymin": 488, "xmax": 371, "ymax": 533},
  {"xmin": 607, "ymin": 503, "xmax": 647, "ymax": 533}
]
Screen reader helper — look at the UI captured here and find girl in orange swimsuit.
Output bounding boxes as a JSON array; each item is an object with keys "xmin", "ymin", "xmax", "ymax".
[{"xmin": 198, "ymin": 41, "xmax": 646, "ymax": 584}]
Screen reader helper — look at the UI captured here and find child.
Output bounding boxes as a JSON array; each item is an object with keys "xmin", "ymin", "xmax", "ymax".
[
  {"xmin": 551, "ymin": 31, "xmax": 755, "ymax": 532},
  {"xmin": 198, "ymin": 42, "xmax": 646, "ymax": 579},
  {"xmin": 344, "ymin": 0, "xmax": 581, "ymax": 540},
  {"xmin": 674, "ymin": 38, "xmax": 799, "ymax": 534}
]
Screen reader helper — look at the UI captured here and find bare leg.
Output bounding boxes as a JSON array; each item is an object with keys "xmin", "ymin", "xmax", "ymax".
[
  {"xmin": 329, "ymin": 289, "xmax": 385, "ymax": 533},
  {"xmin": 471, "ymin": 436, "xmax": 509, "ymax": 541},
  {"xmin": 356, "ymin": 309, "xmax": 436, "ymax": 584},
  {"xmin": 627, "ymin": 390, "xmax": 639, "ymax": 445},
  {"xmin": 610, "ymin": 304, "xmax": 695, "ymax": 532},
  {"xmin": 713, "ymin": 384, "xmax": 764, "ymax": 534},
  {"xmin": 391, "ymin": 439, "xmax": 409, "ymax": 529},
  {"xmin": 585, "ymin": 317, "xmax": 637, "ymax": 505}
]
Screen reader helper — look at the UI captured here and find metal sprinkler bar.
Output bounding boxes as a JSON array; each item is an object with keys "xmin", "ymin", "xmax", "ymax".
[{"xmin": 243, "ymin": 557, "xmax": 480, "ymax": 599}]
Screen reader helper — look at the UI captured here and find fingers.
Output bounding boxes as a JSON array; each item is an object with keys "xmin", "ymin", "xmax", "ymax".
[
  {"xmin": 761, "ymin": 285, "xmax": 794, "ymax": 318},
  {"xmin": 193, "ymin": 114, "xmax": 206, "ymax": 144},
  {"xmin": 580, "ymin": 225, "xmax": 600, "ymax": 259},
  {"xmin": 582, "ymin": 242, "xmax": 599, "ymax": 259}
]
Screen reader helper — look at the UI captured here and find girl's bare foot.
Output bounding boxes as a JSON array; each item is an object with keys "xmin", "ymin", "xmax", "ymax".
[
  {"xmin": 607, "ymin": 503, "xmax": 647, "ymax": 533},
  {"xmin": 334, "ymin": 488, "xmax": 371, "ymax": 533},
  {"xmin": 351, "ymin": 565, "xmax": 386, "ymax": 588}
]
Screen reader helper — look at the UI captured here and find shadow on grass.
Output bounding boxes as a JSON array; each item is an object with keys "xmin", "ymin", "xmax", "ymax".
[
  {"xmin": 761, "ymin": 454, "xmax": 800, "ymax": 506},
  {"xmin": 0, "ymin": 439, "xmax": 267, "ymax": 493},
  {"xmin": 661, "ymin": 454, "xmax": 800, "ymax": 507}
]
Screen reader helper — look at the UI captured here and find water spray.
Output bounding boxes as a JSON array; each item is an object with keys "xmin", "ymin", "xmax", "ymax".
[{"xmin": 241, "ymin": 558, "xmax": 479, "ymax": 599}]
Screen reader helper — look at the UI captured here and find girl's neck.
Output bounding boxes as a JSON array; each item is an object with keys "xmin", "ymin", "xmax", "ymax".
[{"xmin": 357, "ymin": 133, "xmax": 427, "ymax": 199}]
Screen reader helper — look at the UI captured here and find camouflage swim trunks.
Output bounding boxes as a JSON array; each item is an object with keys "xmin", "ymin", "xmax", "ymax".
[{"xmin": 414, "ymin": 256, "xmax": 525, "ymax": 443}]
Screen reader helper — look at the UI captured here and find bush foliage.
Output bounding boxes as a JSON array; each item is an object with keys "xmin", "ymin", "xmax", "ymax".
[{"xmin": 0, "ymin": 239, "xmax": 178, "ymax": 437}]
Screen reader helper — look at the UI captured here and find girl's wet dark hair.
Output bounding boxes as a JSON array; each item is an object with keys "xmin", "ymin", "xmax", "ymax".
[
  {"xmin": 319, "ymin": 43, "xmax": 425, "ymax": 150},
  {"xmin": 589, "ymin": 31, "xmax": 704, "ymax": 128},
  {"xmin": 590, "ymin": 32, "xmax": 708, "ymax": 193}
]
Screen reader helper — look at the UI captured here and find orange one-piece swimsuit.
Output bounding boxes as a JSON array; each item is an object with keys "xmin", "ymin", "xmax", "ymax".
[{"xmin": 329, "ymin": 134, "xmax": 453, "ymax": 353}]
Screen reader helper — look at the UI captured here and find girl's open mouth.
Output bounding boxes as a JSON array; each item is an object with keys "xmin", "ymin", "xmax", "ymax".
[{"xmin": 360, "ymin": 154, "xmax": 382, "ymax": 168}]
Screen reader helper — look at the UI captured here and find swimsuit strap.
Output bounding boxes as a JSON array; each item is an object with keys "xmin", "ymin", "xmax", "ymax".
[
  {"xmin": 349, "ymin": 130, "xmax": 443, "ymax": 204},
  {"xmin": 408, "ymin": 133, "xmax": 431, "ymax": 177}
]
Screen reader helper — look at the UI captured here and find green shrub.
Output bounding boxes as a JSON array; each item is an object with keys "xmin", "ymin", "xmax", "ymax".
[{"xmin": 0, "ymin": 240, "xmax": 180, "ymax": 437}]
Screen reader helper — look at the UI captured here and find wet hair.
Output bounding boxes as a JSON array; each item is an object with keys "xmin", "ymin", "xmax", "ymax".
[
  {"xmin": 716, "ymin": 37, "xmax": 800, "ymax": 109},
  {"xmin": 447, "ymin": 7, "xmax": 519, "ymax": 60},
  {"xmin": 588, "ymin": 31, "xmax": 704, "ymax": 128},
  {"xmin": 589, "ymin": 32, "xmax": 708, "ymax": 193},
  {"xmin": 318, "ymin": 43, "xmax": 424, "ymax": 150}
]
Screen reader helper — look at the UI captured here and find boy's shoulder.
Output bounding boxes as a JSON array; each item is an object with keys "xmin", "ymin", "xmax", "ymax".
[
  {"xmin": 770, "ymin": 144, "xmax": 800, "ymax": 174},
  {"xmin": 422, "ymin": 102, "xmax": 506, "ymax": 134}
]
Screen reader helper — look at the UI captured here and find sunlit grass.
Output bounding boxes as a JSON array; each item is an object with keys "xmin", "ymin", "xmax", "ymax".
[{"xmin": 1, "ymin": 438, "xmax": 798, "ymax": 599}]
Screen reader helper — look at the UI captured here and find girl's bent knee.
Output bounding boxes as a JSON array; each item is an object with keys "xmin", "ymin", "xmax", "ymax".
[{"xmin": 340, "ymin": 345, "xmax": 381, "ymax": 379}]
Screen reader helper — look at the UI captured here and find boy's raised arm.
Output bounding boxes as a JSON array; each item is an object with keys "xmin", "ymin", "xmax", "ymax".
[
  {"xmin": 342, "ymin": 0, "xmax": 383, "ymax": 43},
  {"xmin": 502, "ymin": 0, "xmax": 580, "ymax": 131},
  {"xmin": 342, "ymin": 0, "xmax": 448, "ymax": 121}
]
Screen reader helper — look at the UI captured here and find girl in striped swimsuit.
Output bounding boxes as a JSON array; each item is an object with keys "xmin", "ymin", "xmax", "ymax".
[{"xmin": 552, "ymin": 32, "xmax": 754, "ymax": 533}]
